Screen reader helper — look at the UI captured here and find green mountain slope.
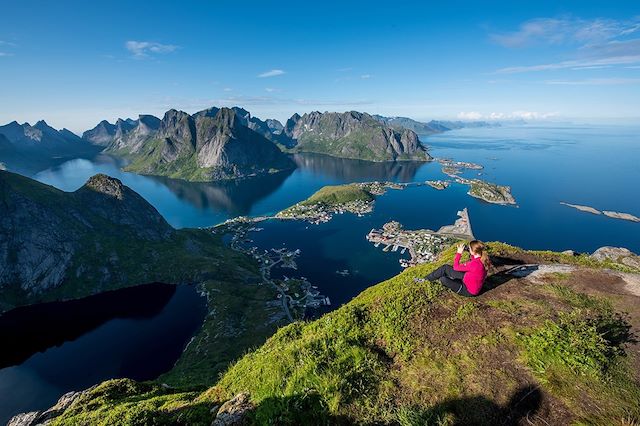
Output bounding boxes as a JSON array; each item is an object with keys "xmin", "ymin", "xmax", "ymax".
[{"xmin": 32, "ymin": 243, "xmax": 640, "ymax": 426}]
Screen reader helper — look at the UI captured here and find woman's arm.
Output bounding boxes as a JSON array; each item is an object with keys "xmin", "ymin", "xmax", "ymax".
[{"xmin": 453, "ymin": 253, "xmax": 471, "ymax": 271}]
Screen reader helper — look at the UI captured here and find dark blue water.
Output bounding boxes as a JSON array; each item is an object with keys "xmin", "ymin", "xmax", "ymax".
[{"xmin": 0, "ymin": 284, "xmax": 206, "ymax": 424}]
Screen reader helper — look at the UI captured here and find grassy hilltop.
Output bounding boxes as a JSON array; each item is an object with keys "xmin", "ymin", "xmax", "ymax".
[
  {"xmin": 41, "ymin": 243, "xmax": 640, "ymax": 425},
  {"xmin": 301, "ymin": 184, "xmax": 375, "ymax": 206}
]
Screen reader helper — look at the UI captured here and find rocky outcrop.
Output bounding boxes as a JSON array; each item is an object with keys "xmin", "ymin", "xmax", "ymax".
[
  {"xmin": 211, "ymin": 393, "xmax": 254, "ymax": 426},
  {"xmin": 123, "ymin": 107, "xmax": 295, "ymax": 181},
  {"xmin": 8, "ymin": 390, "xmax": 88, "ymax": 426},
  {"xmin": 0, "ymin": 171, "xmax": 173, "ymax": 305},
  {"xmin": 591, "ymin": 247, "xmax": 640, "ymax": 270},
  {"xmin": 282, "ymin": 111, "xmax": 432, "ymax": 162},
  {"xmin": 82, "ymin": 107, "xmax": 295, "ymax": 181},
  {"xmin": 81, "ymin": 120, "xmax": 116, "ymax": 146}
]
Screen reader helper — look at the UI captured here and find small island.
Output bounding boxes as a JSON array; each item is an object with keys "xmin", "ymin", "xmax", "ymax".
[
  {"xmin": 560, "ymin": 202, "xmax": 640, "ymax": 223},
  {"xmin": 426, "ymin": 180, "xmax": 450, "ymax": 190},
  {"xmin": 276, "ymin": 181, "xmax": 411, "ymax": 224},
  {"xmin": 437, "ymin": 158, "xmax": 483, "ymax": 177},
  {"xmin": 465, "ymin": 178, "xmax": 517, "ymax": 205}
]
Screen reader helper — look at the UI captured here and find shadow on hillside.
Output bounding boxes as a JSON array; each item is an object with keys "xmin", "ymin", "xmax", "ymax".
[
  {"xmin": 252, "ymin": 391, "xmax": 351, "ymax": 425},
  {"xmin": 397, "ymin": 384, "xmax": 544, "ymax": 426},
  {"xmin": 251, "ymin": 385, "xmax": 544, "ymax": 425},
  {"xmin": 483, "ymin": 256, "xmax": 537, "ymax": 292}
]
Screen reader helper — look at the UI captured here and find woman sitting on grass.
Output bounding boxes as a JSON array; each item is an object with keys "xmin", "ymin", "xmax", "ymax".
[{"xmin": 425, "ymin": 240, "xmax": 491, "ymax": 297}]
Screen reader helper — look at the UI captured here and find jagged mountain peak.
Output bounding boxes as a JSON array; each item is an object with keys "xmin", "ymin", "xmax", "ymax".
[{"xmin": 82, "ymin": 173, "xmax": 125, "ymax": 200}]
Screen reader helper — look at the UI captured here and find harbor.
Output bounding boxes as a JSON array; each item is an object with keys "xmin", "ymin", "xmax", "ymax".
[{"xmin": 366, "ymin": 209, "xmax": 475, "ymax": 268}]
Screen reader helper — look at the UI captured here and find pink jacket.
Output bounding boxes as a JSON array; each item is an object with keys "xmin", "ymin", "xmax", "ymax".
[{"xmin": 453, "ymin": 253, "xmax": 487, "ymax": 295}]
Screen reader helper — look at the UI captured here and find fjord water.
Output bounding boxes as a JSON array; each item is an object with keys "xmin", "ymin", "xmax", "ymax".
[
  {"xmin": 0, "ymin": 284, "xmax": 206, "ymax": 424},
  {"xmin": 30, "ymin": 123, "xmax": 640, "ymax": 307},
  {"xmin": 2, "ymin": 123, "xmax": 638, "ymax": 420}
]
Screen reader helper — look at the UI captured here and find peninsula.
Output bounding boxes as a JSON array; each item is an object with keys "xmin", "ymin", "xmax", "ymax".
[
  {"xmin": 276, "ymin": 181, "xmax": 413, "ymax": 224},
  {"xmin": 366, "ymin": 208, "xmax": 475, "ymax": 267}
]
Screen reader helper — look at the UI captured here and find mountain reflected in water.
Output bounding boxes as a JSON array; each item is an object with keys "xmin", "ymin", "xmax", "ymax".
[
  {"xmin": 149, "ymin": 168, "xmax": 294, "ymax": 217},
  {"xmin": 292, "ymin": 153, "xmax": 426, "ymax": 182}
]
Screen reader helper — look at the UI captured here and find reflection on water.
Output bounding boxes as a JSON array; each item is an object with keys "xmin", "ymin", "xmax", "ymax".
[
  {"xmin": 148, "ymin": 168, "xmax": 294, "ymax": 217},
  {"xmin": 292, "ymin": 153, "xmax": 426, "ymax": 182}
]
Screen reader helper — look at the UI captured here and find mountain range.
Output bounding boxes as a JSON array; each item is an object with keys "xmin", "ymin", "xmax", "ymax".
[
  {"xmin": 0, "ymin": 120, "xmax": 98, "ymax": 174},
  {"xmin": 1, "ymin": 107, "xmax": 497, "ymax": 181}
]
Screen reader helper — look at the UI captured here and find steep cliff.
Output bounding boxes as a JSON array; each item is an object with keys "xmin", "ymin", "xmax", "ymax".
[
  {"xmin": 0, "ymin": 171, "xmax": 249, "ymax": 311},
  {"xmin": 282, "ymin": 111, "xmax": 432, "ymax": 162}
]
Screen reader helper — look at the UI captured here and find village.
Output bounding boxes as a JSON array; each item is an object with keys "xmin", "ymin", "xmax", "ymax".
[
  {"xmin": 366, "ymin": 209, "xmax": 475, "ymax": 268},
  {"xmin": 275, "ymin": 198, "xmax": 374, "ymax": 224}
]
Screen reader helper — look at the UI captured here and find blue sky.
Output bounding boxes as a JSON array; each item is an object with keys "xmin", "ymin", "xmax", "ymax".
[{"xmin": 1, "ymin": 0, "xmax": 639, "ymax": 132}]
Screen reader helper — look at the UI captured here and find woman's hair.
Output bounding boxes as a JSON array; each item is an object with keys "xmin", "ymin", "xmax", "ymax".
[{"xmin": 469, "ymin": 240, "xmax": 492, "ymax": 270}]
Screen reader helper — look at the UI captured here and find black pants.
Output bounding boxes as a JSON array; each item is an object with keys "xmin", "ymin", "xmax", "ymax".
[{"xmin": 426, "ymin": 264, "xmax": 475, "ymax": 297}]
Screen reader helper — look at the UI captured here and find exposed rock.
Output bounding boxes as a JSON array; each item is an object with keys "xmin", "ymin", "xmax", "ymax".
[
  {"xmin": 83, "ymin": 173, "xmax": 125, "ymax": 199},
  {"xmin": 560, "ymin": 202, "xmax": 640, "ymax": 223},
  {"xmin": 560, "ymin": 202, "xmax": 601, "ymax": 215},
  {"xmin": 282, "ymin": 111, "xmax": 432, "ymax": 162},
  {"xmin": 6, "ymin": 412, "xmax": 41, "ymax": 426},
  {"xmin": 0, "ymin": 120, "xmax": 97, "ymax": 165},
  {"xmin": 7, "ymin": 390, "xmax": 85, "ymax": 426},
  {"xmin": 0, "ymin": 171, "xmax": 173, "ymax": 307},
  {"xmin": 211, "ymin": 392, "xmax": 254, "ymax": 426},
  {"xmin": 81, "ymin": 120, "xmax": 116, "ymax": 146},
  {"xmin": 85, "ymin": 107, "xmax": 295, "ymax": 181},
  {"xmin": 591, "ymin": 247, "xmax": 640, "ymax": 270},
  {"xmin": 603, "ymin": 210, "xmax": 640, "ymax": 223}
]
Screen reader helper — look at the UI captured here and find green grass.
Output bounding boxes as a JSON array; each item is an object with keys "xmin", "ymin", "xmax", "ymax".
[
  {"xmin": 35, "ymin": 242, "xmax": 640, "ymax": 425},
  {"xmin": 301, "ymin": 184, "xmax": 374, "ymax": 206}
]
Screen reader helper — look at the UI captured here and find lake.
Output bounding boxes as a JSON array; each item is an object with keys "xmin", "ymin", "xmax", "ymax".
[
  {"xmin": 1, "ymin": 123, "xmax": 639, "ymax": 421},
  {"xmin": 0, "ymin": 284, "xmax": 206, "ymax": 424}
]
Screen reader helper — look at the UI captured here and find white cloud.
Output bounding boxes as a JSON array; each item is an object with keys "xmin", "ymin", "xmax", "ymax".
[
  {"xmin": 0, "ymin": 52, "xmax": 12, "ymax": 57},
  {"xmin": 490, "ymin": 17, "xmax": 639, "ymax": 48},
  {"xmin": 265, "ymin": 87, "xmax": 279, "ymax": 93},
  {"xmin": 545, "ymin": 78, "xmax": 640, "ymax": 85},
  {"xmin": 458, "ymin": 111, "xmax": 557, "ymax": 121},
  {"xmin": 496, "ymin": 54, "xmax": 640, "ymax": 73},
  {"xmin": 457, "ymin": 111, "xmax": 483, "ymax": 120},
  {"xmin": 125, "ymin": 41, "xmax": 179, "ymax": 58},
  {"xmin": 360, "ymin": 74, "xmax": 372, "ymax": 79},
  {"xmin": 223, "ymin": 87, "xmax": 233, "ymax": 92},
  {"xmin": 258, "ymin": 69, "xmax": 285, "ymax": 78},
  {"xmin": 493, "ymin": 17, "xmax": 640, "ymax": 73}
]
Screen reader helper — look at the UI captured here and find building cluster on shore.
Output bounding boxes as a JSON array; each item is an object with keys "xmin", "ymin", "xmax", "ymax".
[
  {"xmin": 212, "ymin": 220, "xmax": 330, "ymax": 319},
  {"xmin": 276, "ymin": 199, "xmax": 374, "ymax": 224},
  {"xmin": 356, "ymin": 181, "xmax": 406, "ymax": 195},
  {"xmin": 426, "ymin": 180, "xmax": 450, "ymax": 190},
  {"xmin": 367, "ymin": 221, "xmax": 456, "ymax": 268}
]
